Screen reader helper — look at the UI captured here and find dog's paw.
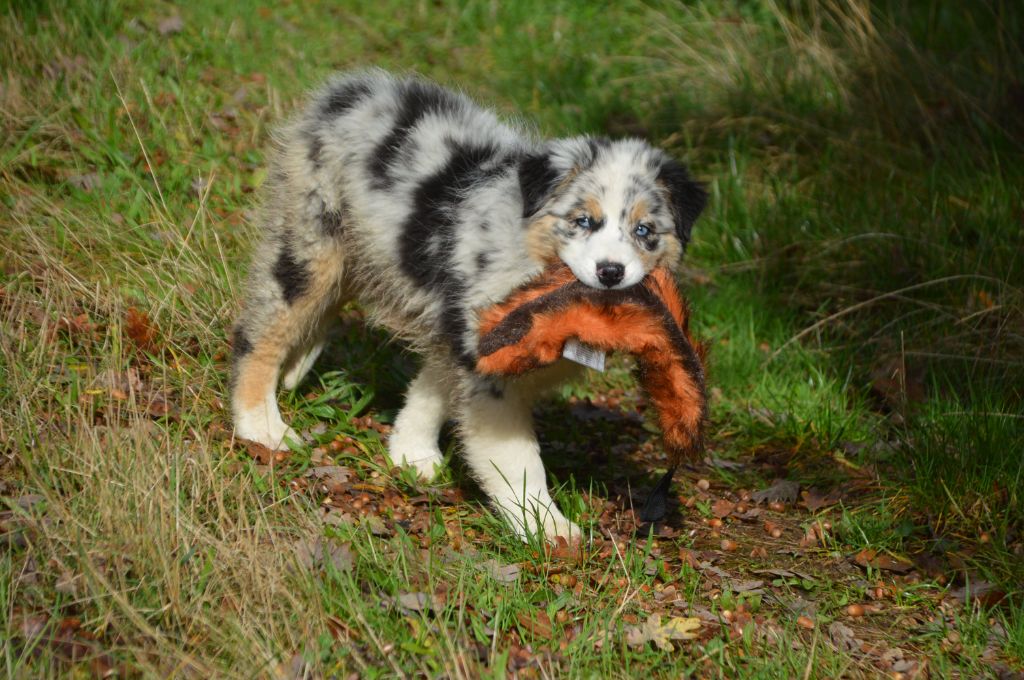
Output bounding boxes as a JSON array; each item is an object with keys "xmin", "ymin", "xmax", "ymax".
[
  {"xmin": 541, "ymin": 513, "xmax": 583, "ymax": 544},
  {"xmin": 387, "ymin": 430, "xmax": 445, "ymax": 480},
  {"xmin": 396, "ymin": 451, "xmax": 444, "ymax": 480},
  {"xmin": 234, "ymin": 412, "xmax": 298, "ymax": 451},
  {"xmin": 498, "ymin": 501, "xmax": 581, "ymax": 544}
]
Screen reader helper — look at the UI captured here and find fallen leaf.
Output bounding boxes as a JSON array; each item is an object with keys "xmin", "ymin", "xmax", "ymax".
[
  {"xmin": 705, "ymin": 456, "xmax": 744, "ymax": 470},
  {"xmin": 304, "ymin": 465, "xmax": 353, "ymax": 485},
  {"xmin": 361, "ymin": 514, "xmax": 391, "ymax": 537},
  {"xmin": 67, "ymin": 172, "xmax": 101, "ymax": 191},
  {"xmin": 145, "ymin": 391, "xmax": 174, "ymax": 418},
  {"xmin": 751, "ymin": 479, "xmax": 800, "ymax": 504},
  {"xmin": 14, "ymin": 494, "xmax": 45, "ymax": 510},
  {"xmin": 725, "ymin": 579, "xmax": 764, "ymax": 594},
  {"xmin": 294, "ymin": 537, "xmax": 353, "ymax": 573},
  {"xmin": 317, "ymin": 508, "xmax": 354, "ymax": 527},
  {"xmin": 799, "ymin": 488, "xmax": 842, "ymax": 512},
  {"xmin": 948, "ymin": 580, "xmax": 1006, "ymax": 607},
  {"xmin": 516, "ymin": 610, "xmax": 552, "ymax": 638},
  {"xmin": 828, "ymin": 621, "xmax": 860, "ymax": 651},
  {"xmin": 754, "ymin": 567, "xmax": 816, "ymax": 581},
  {"xmin": 125, "ymin": 307, "xmax": 157, "ymax": 352},
  {"xmin": 157, "ymin": 15, "xmax": 184, "ymax": 35},
  {"xmin": 624, "ymin": 614, "xmax": 700, "ymax": 651},
  {"xmin": 711, "ymin": 499, "xmax": 736, "ymax": 519},
  {"xmin": 853, "ymin": 549, "xmax": 914, "ymax": 574},
  {"xmin": 243, "ymin": 439, "xmax": 276, "ymax": 464},
  {"xmin": 395, "ymin": 591, "xmax": 442, "ymax": 613},
  {"xmin": 480, "ymin": 559, "xmax": 520, "ymax": 583}
]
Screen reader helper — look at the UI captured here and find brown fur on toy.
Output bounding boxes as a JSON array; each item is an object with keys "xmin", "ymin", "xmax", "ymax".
[{"xmin": 476, "ymin": 265, "xmax": 707, "ymax": 520}]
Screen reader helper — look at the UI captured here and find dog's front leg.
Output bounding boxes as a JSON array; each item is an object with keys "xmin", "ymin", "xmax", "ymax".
[{"xmin": 458, "ymin": 380, "xmax": 579, "ymax": 542}]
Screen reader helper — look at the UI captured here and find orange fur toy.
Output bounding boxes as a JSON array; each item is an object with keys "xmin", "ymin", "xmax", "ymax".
[{"xmin": 476, "ymin": 265, "xmax": 707, "ymax": 520}]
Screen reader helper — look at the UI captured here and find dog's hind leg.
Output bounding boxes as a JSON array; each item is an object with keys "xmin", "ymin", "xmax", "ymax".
[
  {"xmin": 231, "ymin": 234, "xmax": 348, "ymax": 450},
  {"xmin": 281, "ymin": 330, "xmax": 328, "ymax": 390}
]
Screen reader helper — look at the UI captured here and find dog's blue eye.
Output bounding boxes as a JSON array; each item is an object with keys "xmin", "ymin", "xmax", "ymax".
[
  {"xmin": 635, "ymin": 223, "xmax": 651, "ymax": 237},
  {"xmin": 574, "ymin": 215, "xmax": 593, "ymax": 230}
]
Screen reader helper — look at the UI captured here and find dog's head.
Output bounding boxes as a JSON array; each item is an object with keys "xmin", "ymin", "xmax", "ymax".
[{"xmin": 519, "ymin": 137, "xmax": 706, "ymax": 289}]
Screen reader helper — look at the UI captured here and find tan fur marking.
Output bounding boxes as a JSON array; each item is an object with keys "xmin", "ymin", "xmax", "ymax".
[
  {"xmin": 234, "ymin": 325, "xmax": 295, "ymax": 410},
  {"xmin": 629, "ymin": 198, "xmax": 649, "ymax": 225},
  {"xmin": 582, "ymin": 196, "xmax": 604, "ymax": 222},
  {"xmin": 234, "ymin": 244, "xmax": 347, "ymax": 410},
  {"xmin": 655, "ymin": 238, "xmax": 683, "ymax": 271},
  {"xmin": 525, "ymin": 215, "xmax": 561, "ymax": 265}
]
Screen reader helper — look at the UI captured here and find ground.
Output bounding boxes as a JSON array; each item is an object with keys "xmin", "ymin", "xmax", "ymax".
[{"xmin": 1, "ymin": 1, "xmax": 1022, "ymax": 678}]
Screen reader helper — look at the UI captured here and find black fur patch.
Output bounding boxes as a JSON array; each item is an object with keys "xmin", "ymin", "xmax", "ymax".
[
  {"xmin": 305, "ymin": 129, "xmax": 323, "ymax": 170},
  {"xmin": 320, "ymin": 208, "xmax": 344, "ymax": 237},
  {"xmin": 475, "ymin": 252, "xmax": 490, "ymax": 272},
  {"xmin": 320, "ymin": 80, "xmax": 372, "ymax": 119},
  {"xmin": 369, "ymin": 80, "xmax": 461, "ymax": 188},
  {"xmin": 400, "ymin": 141, "xmax": 505, "ymax": 366},
  {"xmin": 656, "ymin": 158, "xmax": 707, "ymax": 247},
  {"xmin": 232, "ymin": 327, "xmax": 253, "ymax": 360},
  {"xmin": 518, "ymin": 151, "xmax": 560, "ymax": 218},
  {"xmin": 273, "ymin": 246, "xmax": 310, "ymax": 305}
]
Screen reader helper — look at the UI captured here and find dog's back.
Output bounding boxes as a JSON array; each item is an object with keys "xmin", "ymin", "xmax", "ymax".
[{"xmin": 259, "ymin": 71, "xmax": 540, "ymax": 359}]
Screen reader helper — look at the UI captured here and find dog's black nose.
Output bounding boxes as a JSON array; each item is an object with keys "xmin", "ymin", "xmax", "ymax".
[{"xmin": 596, "ymin": 261, "xmax": 624, "ymax": 287}]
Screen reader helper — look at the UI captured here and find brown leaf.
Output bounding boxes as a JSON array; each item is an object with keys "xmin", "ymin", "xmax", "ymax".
[
  {"xmin": 144, "ymin": 391, "xmax": 174, "ymax": 418},
  {"xmin": 304, "ymin": 465, "xmax": 353, "ymax": 486},
  {"xmin": 295, "ymin": 537, "xmax": 353, "ymax": 573},
  {"xmin": 243, "ymin": 439, "xmax": 276, "ymax": 464},
  {"xmin": 725, "ymin": 579, "xmax": 764, "ymax": 594},
  {"xmin": 751, "ymin": 479, "xmax": 800, "ymax": 504},
  {"xmin": 57, "ymin": 312, "xmax": 95, "ymax": 338},
  {"xmin": 828, "ymin": 621, "xmax": 860, "ymax": 651},
  {"xmin": 362, "ymin": 514, "xmax": 391, "ymax": 537},
  {"xmin": 679, "ymin": 548, "xmax": 700, "ymax": 570},
  {"xmin": 711, "ymin": 498, "xmax": 736, "ymax": 519},
  {"xmin": 853, "ymin": 549, "xmax": 914, "ymax": 573},
  {"xmin": 548, "ymin": 535, "xmax": 585, "ymax": 562},
  {"xmin": 948, "ymin": 580, "xmax": 1006, "ymax": 607},
  {"xmin": 125, "ymin": 307, "xmax": 157, "ymax": 352},
  {"xmin": 799, "ymin": 488, "xmax": 842, "ymax": 512},
  {"xmin": 516, "ymin": 610, "xmax": 553, "ymax": 638}
]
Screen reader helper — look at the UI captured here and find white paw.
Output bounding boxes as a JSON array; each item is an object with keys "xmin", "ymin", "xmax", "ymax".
[
  {"xmin": 387, "ymin": 428, "xmax": 445, "ymax": 480},
  {"xmin": 235, "ymin": 411, "xmax": 298, "ymax": 451},
  {"xmin": 386, "ymin": 445, "xmax": 444, "ymax": 480},
  {"xmin": 542, "ymin": 512, "xmax": 582, "ymax": 544},
  {"xmin": 497, "ymin": 499, "xmax": 581, "ymax": 544}
]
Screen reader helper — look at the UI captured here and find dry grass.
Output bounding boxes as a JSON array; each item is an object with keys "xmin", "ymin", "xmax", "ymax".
[{"xmin": 2, "ymin": 1, "xmax": 1021, "ymax": 676}]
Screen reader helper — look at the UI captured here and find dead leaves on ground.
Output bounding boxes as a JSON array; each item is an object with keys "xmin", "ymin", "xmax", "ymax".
[
  {"xmin": 853, "ymin": 548, "xmax": 915, "ymax": 574},
  {"xmin": 624, "ymin": 614, "xmax": 700, "ymax": 651}
]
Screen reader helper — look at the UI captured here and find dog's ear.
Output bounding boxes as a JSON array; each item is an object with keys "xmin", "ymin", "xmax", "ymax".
[
  {"xmin": 518, "ymin": 137, "xmax": 598, "ymax": 218},
  {"xmin": 518, "ymin": 152, "xmax": 562, "ymax": 218},
  {"xmin": 657, "ymin": 157, "xmax": 707, "ymax": 248}
]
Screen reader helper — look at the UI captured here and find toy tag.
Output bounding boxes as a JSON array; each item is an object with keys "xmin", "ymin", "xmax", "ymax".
[{"xmin": 562, "ymin": 338, "xmax": 606, "ymax": 372}]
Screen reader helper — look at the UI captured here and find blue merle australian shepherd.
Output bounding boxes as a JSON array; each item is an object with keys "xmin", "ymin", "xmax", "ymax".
[{"xmin": 231, "ymin": 70, "xmax": 706, "ymax": 541}]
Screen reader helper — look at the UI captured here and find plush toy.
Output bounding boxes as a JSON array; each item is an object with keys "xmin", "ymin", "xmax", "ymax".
[{"xmin": 476, "ymin": 264, "xmax": 707, "ymax": 522}]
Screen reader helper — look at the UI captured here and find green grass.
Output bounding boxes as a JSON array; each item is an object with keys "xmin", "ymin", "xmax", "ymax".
[{"xmin": 2, "ymin": 0, "xmax": 1022, "ymax": 676}]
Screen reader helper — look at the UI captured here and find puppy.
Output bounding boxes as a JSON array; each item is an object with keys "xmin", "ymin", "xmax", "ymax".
[{"xmin": 231, "ymin": 69, "xmax": 706, "ymax": 540}]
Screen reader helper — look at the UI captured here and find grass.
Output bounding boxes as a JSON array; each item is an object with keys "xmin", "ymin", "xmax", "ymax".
[{"xmin": 1, "ymin": 0, "xmax": 1022, "ymax": 676}]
